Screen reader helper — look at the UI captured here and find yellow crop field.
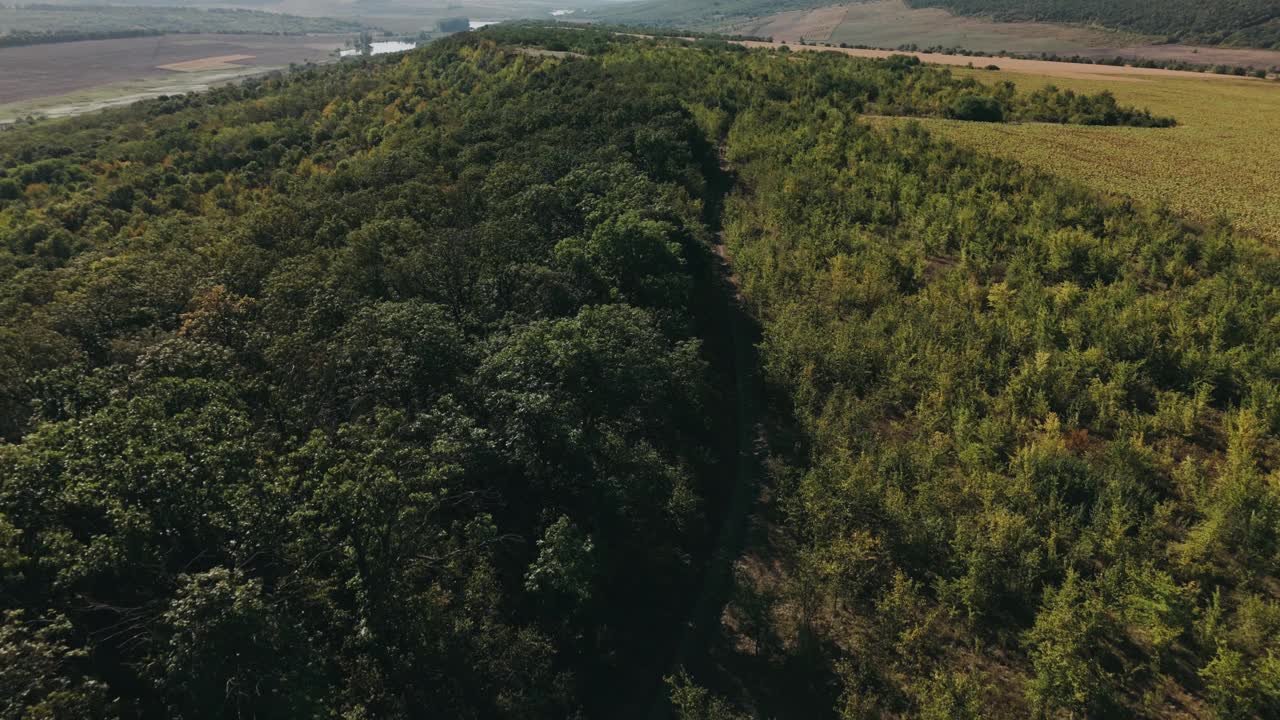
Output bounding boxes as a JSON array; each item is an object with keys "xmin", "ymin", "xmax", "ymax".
[{"xmin": 873, "ymin": 70, "xmax": 1280, "ymax": 241}]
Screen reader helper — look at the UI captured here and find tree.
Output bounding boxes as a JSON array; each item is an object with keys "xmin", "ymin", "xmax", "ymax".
[
  {"xmin": 525, "ymin": 515, "xmax": 598, "ymax": 627},
  {"xmin": 437, "ymin": 17, "xmax": 470, "ymax": 34},
  {"xmin": 154, "ymin": 568, "xmax": 311, "ymax": 719},
  {"xmin": 948, "ymin": 94, "xmax": 1005, "ymax": 122},
  {"xmin": 1024, "ymin": 572, "xmax": 1118, "ymax": 717},
  {"xmin": 0, "ymin": 611, "xmax": 111, "ymax": 720},
  {"xmin": 667, "ymin": 669, "xmax": 748, "ymax": 720}
]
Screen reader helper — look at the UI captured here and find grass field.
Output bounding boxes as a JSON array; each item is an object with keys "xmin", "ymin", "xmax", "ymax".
[
  {"xmin": 872, "ymin": 69, "xmax": 1280, "ymax": 241},
  {"xmin": 831, "ymin": 0, "xmax": 1142, "ymax": 52}
]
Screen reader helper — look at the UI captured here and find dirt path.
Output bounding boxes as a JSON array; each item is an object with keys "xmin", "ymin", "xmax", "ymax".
[{"xmin": 645, "ymin": 145, "xmax": 766, "ymax": 718}]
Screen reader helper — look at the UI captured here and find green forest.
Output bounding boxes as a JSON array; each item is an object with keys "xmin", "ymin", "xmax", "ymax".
[
  {"xmin": 0, "ymin": 4, "xmax": 364, "ymax": 47},
  {"xmin": 1, "ymin": 24, "xmax": 1278, "ymax": 719},
  {"xmin": 905, "ymin": 0, "xmax": 1280, "ymax": 48}
]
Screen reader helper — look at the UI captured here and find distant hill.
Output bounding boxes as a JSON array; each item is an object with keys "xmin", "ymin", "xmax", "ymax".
[
  {"xmin": 0, "ymin": 4, "xmax": 367, "ymax": 47},
  {"xmin": 588, "ymin": 0, "xmax": 833, "ymax": 28},
  {"xmin": 594, "ymin": 0, "xmax": 1280, "ymax": 49},
  {"xmin": 905, "ymin": 0, "xmax": 1280, "ymax": 48}
]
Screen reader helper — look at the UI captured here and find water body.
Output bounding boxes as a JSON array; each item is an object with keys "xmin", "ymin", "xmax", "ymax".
[{"xmin": 339, "ymin": 41, "xmax": 416, "ymax": 58}]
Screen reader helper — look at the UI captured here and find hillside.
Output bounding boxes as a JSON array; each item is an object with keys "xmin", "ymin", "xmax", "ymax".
[
  {"xmin": 0, "ymin": 4, "xmax": 366, "ymax": 47},
  {"xmin": 2, "ymin": 25, "xmax": 1278, "ymax": 719},
  {"xmin": 906, "ymin": 0, "xmax": 1280, "ymax": 48},
  {"xmin": 597, "ymin": 0, "xmax": 1280, "ymax": 50},
  {"xmin": 588, "ymin": 0, "xmax": 834, "ymax": 28}
]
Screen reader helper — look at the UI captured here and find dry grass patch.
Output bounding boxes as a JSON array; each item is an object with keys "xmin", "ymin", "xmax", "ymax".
[
  {"xmin": 158, "ymin": 54, "xmax": 256, "ymax": 72},
  {"xmin": 869, "ymin": 69, "xmax": 1280, "ymax": 242}
]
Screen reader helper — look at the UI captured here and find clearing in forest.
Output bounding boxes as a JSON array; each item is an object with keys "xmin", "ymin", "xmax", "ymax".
[{"xmin": 871, "ymin": 69, "xmax": 1280, "ymax": 242}]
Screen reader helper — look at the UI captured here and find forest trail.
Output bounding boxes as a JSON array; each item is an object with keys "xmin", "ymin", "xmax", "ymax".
[{"xmin": 645, "ymin": 143, "xmax": 766, "ymax": 718}]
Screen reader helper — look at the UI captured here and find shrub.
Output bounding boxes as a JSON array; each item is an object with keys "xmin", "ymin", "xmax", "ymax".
[{"xmin": 948, "ymin": 94, "xmax": 1005, "ymax": 122}]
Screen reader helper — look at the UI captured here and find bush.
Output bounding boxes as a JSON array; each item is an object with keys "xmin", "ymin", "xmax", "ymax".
[{"xmin": 947, "ymin": 94, "xmax": 1005, "ymax": 122}]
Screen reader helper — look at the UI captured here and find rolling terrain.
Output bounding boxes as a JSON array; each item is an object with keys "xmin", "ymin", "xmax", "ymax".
[
  {"xmin": 724, "ymin": 0, "xmax": 1144, "ymax": 51},
  {"xmin": 4, "ymin": 26, "xmax": 1280, "ymax": 718},
  {"xmin": 0, "ymin": 5, "xmax": 365, "ymax": 45},
  {"xmin": 601, "ymin": 0, "xmax": 1280, "ymax": 68},
  {"xmin": 907, "ymin": 0, "xmax": 1280, "ymax": 48},
  {"xmin": 0, "ymin": 34, "xmax": 346, "ymax": 123},
  {"xmin": 873, "ymin": 67, "xmax": 1280, "ymax": 241}
]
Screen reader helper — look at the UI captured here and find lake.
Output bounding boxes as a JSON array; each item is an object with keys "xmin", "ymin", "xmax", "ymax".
[{"xmin": 339, "ymin": 41, "xmax": 416, "ymax": 58}]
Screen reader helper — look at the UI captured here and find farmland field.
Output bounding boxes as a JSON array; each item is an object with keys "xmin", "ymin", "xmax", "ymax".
[
  {"xmin": 0, "ymin": 5, "xmax": 364, "ymax": 41},
  {"xmin": 724, "ymin": 0, "xmax": 1142, "ymax": 51},
  {"xmin": 872, "ymin": 69, "xmax": 1280, "ymax": 241},
  {"xmin": 0, "ymin": 34, "xmax": 344, "ymax": 122},
  {"xmin": 1074, "ymin": 42, "xmax": 1280, "ymax": 69},
  {"xmin": 720, "ymin": 4, "xmax": 853, "ymax": 43},
  {"xmin": 722, "ymin": 1, "xmax": 1280, "ymax": 67}
]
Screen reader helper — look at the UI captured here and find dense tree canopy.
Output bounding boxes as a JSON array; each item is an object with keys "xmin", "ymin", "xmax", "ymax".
[{"xmin": 0, "ymin": 32, "xmax": 729, "ymax": 718}]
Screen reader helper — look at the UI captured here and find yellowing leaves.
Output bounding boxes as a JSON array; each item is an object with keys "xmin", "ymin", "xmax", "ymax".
[{"xmin": 879, "ymin": 71, "xmax": 1280, "ymax": 242}]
